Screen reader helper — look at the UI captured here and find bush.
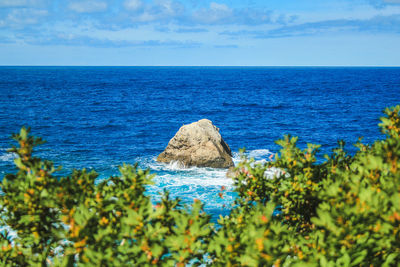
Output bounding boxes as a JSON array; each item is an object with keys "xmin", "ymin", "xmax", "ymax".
[
  {"xmin": 0, "ymin": 128, "xmax": 211, "ymax": 266},
  {"xmin": 231, "ymin": 105, "xmax": 400, "ymax": 266},
  {"xmin": 1, "ymin": 105, "xmax": 400, "ymax": 266}
]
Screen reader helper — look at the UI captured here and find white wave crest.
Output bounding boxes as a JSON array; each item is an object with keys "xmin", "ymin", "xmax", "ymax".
[
  {"xmin": 166, "ymin": 160, "xmax": 186, "ymax": 170},
  {"xmin": 141, "ymin": 157, "xmax": 234, "ymax": 196},
  {"xmin": 0, "ymin": 152, "xmax": 17, "ymax": 162},
  {"xmin": 232, "ymin": 152, "xmax": 242, "ymax": 165},
  {"xmin": 155, "ymin": 172, "xmax": 233, "ymax": 187},
  {"xmin": 136, "ymin": 149, "xmax": 278, "ymax": 210},
  {"xmin": 249, "ymin": 149, "xmax": 274, "ymax": 158}
]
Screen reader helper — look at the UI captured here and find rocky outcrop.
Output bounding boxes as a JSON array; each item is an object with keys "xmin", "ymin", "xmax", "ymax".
[{"xmin": 157, "ymin": 119, "xmax": 234, "ymax": 168}]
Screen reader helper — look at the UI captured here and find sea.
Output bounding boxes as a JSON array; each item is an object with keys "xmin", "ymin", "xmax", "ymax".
[{"xmin": 0, "ymin": 66, "xmax": 399, "ymax": 220}]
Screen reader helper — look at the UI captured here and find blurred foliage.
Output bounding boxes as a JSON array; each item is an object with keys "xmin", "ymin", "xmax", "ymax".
[
  {"xmin": 1, "ymin": 105, "xmax": 400, "ymax": 266},
  {"xmin": 0, "ymin": 128, "xmax": 211, "ymax": 266}
]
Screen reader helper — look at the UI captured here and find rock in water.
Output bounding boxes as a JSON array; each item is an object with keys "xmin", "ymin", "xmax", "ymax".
[{"xmin": 157, "ymin": 119, "xmax": 234, "ymax": 168}]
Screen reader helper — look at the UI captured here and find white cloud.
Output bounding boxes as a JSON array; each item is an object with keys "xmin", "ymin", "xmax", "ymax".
[
  {"xmin": 193, "ymin": 2, "xmax": 233, "ymax": 24},
  {"xmin": 68, "ymin": 1, "xmax": 107, "ymax": 13},
  {"xmin": 210, "ymin": 2, "xmax": 231, "ymax": 13},
  {"xmin": 0, "ymin": 0, "xmax": 28, "ymax": 7},
  {"xmin": 369, "ymin": 0, "xmax": 400, "ymax": 8},
  {"xmin": 0, "ymin": 0, "xmax": 43, "ymax": 7},
  {"xmin": 155, "ymin": 0, "xmax": 185, "ymax": 16},
  {"xmin": 124, "ymin": 0, "xmax": 143, "ymax": 11},
  {"xmin": 0, "ymin": 8, "xmax": 48, "ymax": 28},
  {"xmin": 125, "ymin": 0, "xmax": 185, "ymax": 23},
  {"xmin": 156, "ymin": 0, "xmax": 180, "ymax": 14}
]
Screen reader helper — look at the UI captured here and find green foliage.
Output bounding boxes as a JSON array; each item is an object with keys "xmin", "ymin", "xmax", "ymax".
[
  {"xmin": 234, "ymin": 136, "xmax": 326, "ymax": 231},
  {"xmin": 0, "ymin": 127, "xmax": 211, "ymax": 266},
  {"xmin": 208, "ymin": 203, "xmax": 297, "ymax": 266},
  {"xmin": 1, "ymin": 105, "xmax": 400, "ymax": 266},
  {"xmin": 0, "ymin": 127, "xmax": 62, "ymax": 265},
  {"xmin": 230, "ymin": 105, "xmax": 400, "ymax": 265}
]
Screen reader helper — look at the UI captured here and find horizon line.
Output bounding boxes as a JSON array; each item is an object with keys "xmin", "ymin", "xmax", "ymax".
[{"xmin": 1, "ymin": 65, "xmax": 400, "ymax": 68}]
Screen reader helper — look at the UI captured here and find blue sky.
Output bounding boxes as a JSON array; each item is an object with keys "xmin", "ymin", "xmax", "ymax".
[{"xmin": 0, "ymin": 0, "xmax": 400, "ymax": 65}]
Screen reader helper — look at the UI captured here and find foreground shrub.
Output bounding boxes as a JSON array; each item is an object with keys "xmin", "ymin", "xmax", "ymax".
[
  {"xmin": 0, "ymin": 128, "xmax": 211, "ymax": 266},
  {"xmin": 233, "ymin": 105, "xmax": 400, "ymax": 265},
  {"xmin": 1, "ymin": 105, "xmax": 400, "ymax": 266}
]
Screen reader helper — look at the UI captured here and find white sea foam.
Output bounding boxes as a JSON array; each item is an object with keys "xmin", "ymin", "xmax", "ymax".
[
  {"xmin": 96, "ymin": 149, "xmax": 279, "ymax": 206},
  {"xmin": 147, "ymin": 159, "xmax": 233, "ymax": 187},
  {"xmin": 231, "ymin": 152, "xmax": 242, "ymax": 165},
  {"xmin": 144, "ymin": 148, "xmax": 276, "ymax": 187},
  {"xmin": 231, "ymin": 149, "xmax": 275, "ymax": 165},
  {"xmin": 139, "ymin": 155, "xmax": 237, "ymax": 211},
  {"xmin": 155, "ymin": 172, "xmax": 233, "ymax": 187},
  {"xmin": 166, "ymin": 160, "xmax": 186, "ymax": 170},
  {"xmin": 248, "ymin": 149, "xmax": 274, "ymax": 159},
  {"xmin": 0, "ymin": 152, "xmax": 17, "ymax": 162},
  {"xmin": 128, "ymin": 148, "xmax": 278, "ymax": 214}
]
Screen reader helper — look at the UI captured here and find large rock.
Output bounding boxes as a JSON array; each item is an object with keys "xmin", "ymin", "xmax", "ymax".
[{"xmin": 157, "ymin": 119, "xmax": 234, "ymax": 168}]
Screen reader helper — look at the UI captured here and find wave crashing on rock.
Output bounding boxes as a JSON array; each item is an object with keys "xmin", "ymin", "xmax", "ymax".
[{"xmin": 157, "ymin": 119, "xmax": 234, "ymax": 169}]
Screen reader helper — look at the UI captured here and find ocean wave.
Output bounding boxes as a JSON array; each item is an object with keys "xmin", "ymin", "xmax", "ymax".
[
  {"xmin": 0, "ymin": 152, "xmax": 17, "ymax": 162},
  {"xmin": 67, "ymin": 148, "xmax": 277, "ymax": 216},
  {"xmin": 248, "ymin": 149, "xmax": 274, "ymax": 159},
  {"xmin": 136, "ymin": 155, "xmax": 236, "ymax": 212},
  {"xmin": 154, "ymin": 172, "xmax": 233, "ymax": 187},
  {"xmin": 145, "ymin": 158, "xmax": 233, "ymax": 187},
  {"xmin": 134, "ymin": 148, "xmax": 276, "ymax": 211},
  {"xmin": 143, "ymin": 148, "xmax": 275, "ymax": 180},
  {"xmin": 231, "ymin": 149, "xmax": 275, "ymax": 166}
]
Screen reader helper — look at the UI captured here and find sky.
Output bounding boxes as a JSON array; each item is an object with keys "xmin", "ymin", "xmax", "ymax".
[{"xmin": 0, "ymin": 0, "xmax": 400, "ymax": 66}]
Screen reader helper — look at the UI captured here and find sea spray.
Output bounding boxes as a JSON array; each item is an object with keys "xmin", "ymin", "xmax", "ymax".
[{"xmin": 140, "ymin": 149, "xmax": 275, "ymax": 221}]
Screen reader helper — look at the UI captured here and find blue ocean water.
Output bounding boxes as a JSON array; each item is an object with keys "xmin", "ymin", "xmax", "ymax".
[{"xmin": 0, "ymin": 66, "xmax": 399, "ymax": 218}]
